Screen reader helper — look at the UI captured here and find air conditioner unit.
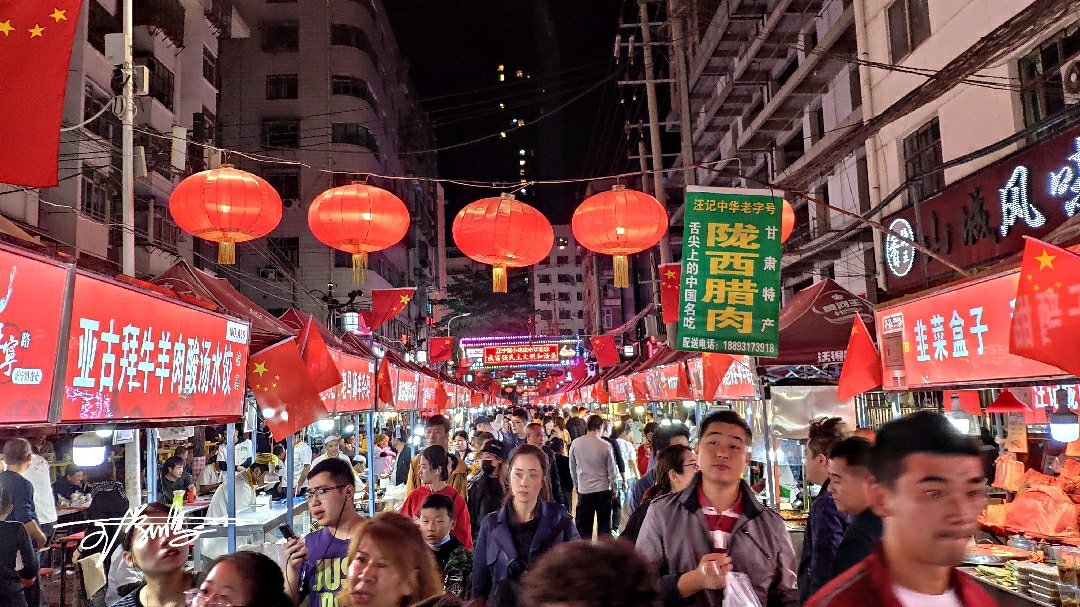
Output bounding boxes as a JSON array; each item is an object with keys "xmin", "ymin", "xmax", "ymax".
[
  {"xmin": 258, "ymin": 267, "xmax": 280, "ymax": 280},
  {"xmin": 1063, "ymin": 54, "xmax": 1080, "ymax": 104}
]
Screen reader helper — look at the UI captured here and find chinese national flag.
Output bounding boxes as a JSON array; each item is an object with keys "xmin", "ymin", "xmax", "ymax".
[
  {"xmin": 837, "ymin": 315, "xmax": 883, "ymax": 400},
  {"xmin": 432, "ymin": 382, "xmax": 450, "ymax": 413},
  {"xmin": 375, "ymin": 357, "xmax": 394, "ymax": 405},
  {"xmin": 470, "ymin": 389, "xmax": 484, "ymax": 406},
  {"xmin": 428, "ymin": 336, "xmax": 455, "ymax": 363},
  {"xmin": 0, "ymin": 1, "xmax": 84, "ymax": 187},
  {"xmin": 248, "ymin": 338, "xmax": 330, "ymax": 442},
  {"xmin": 596, "ymin": 380, "xmax": 610, "ymax": 404},
  {"xmin": 702, "ymin": 353, "xmax": 734, "ymax": 401},
  {"xmin": 674, "ymin": 363, "xmax": 693, "ymax": 400},
  {"xmin": 1010, "ymin": 238, "xmax": 1080, "ymax": 377},
  {"xmin": 590, "ymin": 335, "xmax": 620, "ymax": 367},
  {"xmin": 360, "ymin": 288, "xmax": 415, "ymax": 330},
  {"xmin": 631, "ymin": 374, "xmax": 649, "ymax": 401},
  {"xmin": 659, "ymin": 263, "xmax": 682, "ymax": 324},
  {"xmin": 298, "ymin": 317, "xmax": 341, "ymax": 393}
]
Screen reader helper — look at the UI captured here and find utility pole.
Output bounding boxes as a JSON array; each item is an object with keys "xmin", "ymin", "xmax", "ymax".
[
  {"xmin": 121, "ymin": 0, "xmax": 141, "ymax": 509},
  {"xmin": 669, "ymin": 0, "xmax": 696, "ymax": 190},
  {"xmin": 637, "ymin": 0, "xmax": 677, "ymax": 344}
]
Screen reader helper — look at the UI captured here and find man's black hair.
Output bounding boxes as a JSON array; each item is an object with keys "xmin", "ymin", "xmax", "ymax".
[
  {"xmin": 869, "ymin": 411, "xmax": 981, "ymax": 488},
  {"xmin": 307, "ymin": 457, "xmax": 354, "ymax": 486},
  {"xmin": 162, "ymin": 456, "xmax": 184, "ymax": 473},
  {"xmin": 699, "ymin": 410, "xmax": 753, "ymax": 441},
  {"xmin": 420, "ymin": 492, "xmax": 455, "ymax": 517},
  {"xmin": 586, "ymin": 415, "xmax": 605, "ymax": 432},
  {"xmin": 425, "ymin": 414, "xmax": 451, "ymax": 433},
  {"xmin": 652, "ymin": 424, "xmax": 691, "ymax": 454},
  {"xmin": 511, "ymin": 407, "xmax": 529, "ymax": 421},
  {"xmin": 807, "ymin": 417, "xmax": 846, "ymax": 457},
  {"xmin": 643, "ymin": 421, "xmax": 659, "ymax": 436},
  {"xmin": 829, "ymin": 437, "xmax": 873, "ymax": 469}
]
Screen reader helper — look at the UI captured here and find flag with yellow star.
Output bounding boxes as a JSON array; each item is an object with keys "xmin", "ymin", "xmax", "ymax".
[
  {"xmin": 0, "ymin": 1, "xmax": 83, "ymax": 187},
  {"xmin": 359, "ymin": 287, "xmax": 416, "ymax": 331},
  {"xmin": 589, "ymin": 334, "xmax": 620, "ymax": 367},
  {"xmin": 247, "ymin": 337, "xmax": 330, "ymax": 441},
  {"xmin": 1009, "ymin": 237, "xmax": 1080, "ymax": 377},
  {"xmin": 837, "ymin": 314, "xmax": 883, "ymax": 400},
  {"xmin": 659, "ymin": 263, "xmax": 681, "ymax": 324}
]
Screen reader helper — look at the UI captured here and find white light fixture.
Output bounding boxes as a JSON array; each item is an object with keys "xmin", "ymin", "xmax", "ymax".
[
  {"xmin": 413, "ymin": 425, "xmax": 425, "ymax": 437},
  {"xmin": 416, "ymin": 350, "xmax": 428, "ymax": 364},
  {"xmin": 344, "ymin": 424, "xmax": 355, "ymax": 434},
  {"xmin": 94, "ymin": 428, "xmax": 114, "ymax": 438},
  {"xmin": 660, "ymin": 418, "xmax": 672, "ymax": 426},
  {"xmin": 317, "ymin": 418, "xmax": 335, "ymax": 432},
  {"xmin": 411, "ymin": 436, "xmax": 422, "ymax": 447},
  {"xmin": 682, "ymin": 400, "xmax": 696, "ymax": 408},
  {"xmin": 262, "ymin": 408, "xmax": 276, "ymax": 419},
  {"xmin": 944, "ymin": 393, "xmax": 977, "ymax": 435},
  {"xmin": 634, "ymin": 406, "xmax": 645, "ymax": 414},
  {"xmin": 1050, "ymin": 388, "xmax": 1080, "ymax": 443},
  {"xmin": 73, "ymin": 432, "xmax": 108, "ymax": 467}
]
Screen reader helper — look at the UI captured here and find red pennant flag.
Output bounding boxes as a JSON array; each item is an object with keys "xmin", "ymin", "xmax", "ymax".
[
  {"xmin": 590, "ymin": 335, "xmax": 620, "ymax": 368},
  {"xmin": 1010, "ymin": 238, "xmax": 1080, "ymax": 377},
  {"xmin": 470, "ymin": 390, "xmax": 484, "ymax": 406},
  {"xmin": 0, "ymin": 0, "xmax": 84, "ymax": 187},
  {"xmin": 361, "ymin": 288, "xmax": 416, "ymax": 330},
  {"xmin": 631, "ymin": 374, "xmax": 649, "ymax": 401},
  {"xmin": 659, "ymin": 263, "xmax": 682, "ymax": 324},
  {"xmin": 429, "ymin": 336, "xmax": 455, "ymax": 363},
  {"xmin": 702, "ymin": 353, "xmax": 734, "ymax": 401},
  {"xmin": 432, "ymin": 382, "xmax": 450, "ymax": 413},
  {"xmin": 248, "ymin": 338, "xmax": 330, "ymax": 442},
  {"xmin": 596, "ymin": 380, "xmax": 610, "ymax": 404},
  {"xmin": 298, "ymin": 317, "xmax": 342, "ymax": 393},
  {"xmin": 376, "ymin": 357, "xmax": 394, "ymax": 405},
  {"xmin": 674, "ymin": 364, "xmax": 693, "ymax": 399},
  {"xmin": 837, "ymin": 315, "xmax": 883, "ymax": 400}
]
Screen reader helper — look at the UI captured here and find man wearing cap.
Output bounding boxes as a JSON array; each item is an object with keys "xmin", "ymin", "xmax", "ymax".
[
  {"xmin": 467, "ymin": 439, "xmax": 506, "ymax": 540},
  {"xmin": 204, "ymin": 453, "xmax": 277, "ymax": 558},
  {"xmin": 473, "ymin": 415, "xmax": 501, "ymax": 442},
  {"xmin": 312, "ymin": 435, "xmax": 354, "ymax": 470}
]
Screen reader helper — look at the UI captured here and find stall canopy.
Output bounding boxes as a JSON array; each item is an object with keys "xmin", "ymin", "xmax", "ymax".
[{"xmin": 775, "ymin": 279, "xmax": 874, "ymax": 366}]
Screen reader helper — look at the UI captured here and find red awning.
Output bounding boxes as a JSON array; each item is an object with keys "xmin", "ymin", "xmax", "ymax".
[
  {"xmin": 775, "ymin": 279, "xmax": 875, "ymax": 366},
  {"xmin": 279, "ymin": 308, "xmax": 367, "ymax": 356}
]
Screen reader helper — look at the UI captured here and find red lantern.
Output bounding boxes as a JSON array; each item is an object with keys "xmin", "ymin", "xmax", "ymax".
[
  {"xmin": 782, "ymin": 200, "xmax": 796, "ymax": 243},
  {"xmin": 308, "ymin": 183, "xmax": 410, "ymax": 284},
  {"xmin": 169, "ymin": 165, "xmax": 282, "ymax": 264},
  {"xmin": 572, "ymin": 185, "xmax": 668, "ymax": 288},
  {"xmin": 452, "ymin": 193, "xmax": 553, "ymax": 292}
]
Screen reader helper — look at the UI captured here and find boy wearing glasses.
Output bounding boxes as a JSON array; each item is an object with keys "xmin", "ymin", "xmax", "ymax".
[{"xmin": 283, "ymin": 458, "xmax": 363, "ymax": 607}]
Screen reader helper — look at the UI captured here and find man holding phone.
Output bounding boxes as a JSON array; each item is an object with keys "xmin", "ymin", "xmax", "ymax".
[{"xmin": 636, "ymin": 410, "xmax": 798, "ymax": 607}]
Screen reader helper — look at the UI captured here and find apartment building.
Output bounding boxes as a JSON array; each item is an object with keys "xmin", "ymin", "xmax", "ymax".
[{"xmin": 531, "ymin": 225, "xmax": 588, "ymax": 336}]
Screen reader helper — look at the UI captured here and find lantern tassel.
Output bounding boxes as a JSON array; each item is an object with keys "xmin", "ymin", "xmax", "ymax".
[
  {"xmin": 218, "ymin": 241, "xmax": 235, "ymax": 265},
  {"xmin": 351, "ymin": 252, "xmax": 368, "ymax": 286},
  {"xmin": 613, "ymin": 255, "xmax": 629, "ymax": 288},
  {"xmin": 492, "ymin": 266, "xmax": 508, "ymax": 293}
]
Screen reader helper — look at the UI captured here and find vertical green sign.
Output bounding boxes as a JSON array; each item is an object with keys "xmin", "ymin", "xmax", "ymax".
[{"xmin": 677, "ymin": 186, "xmax": 782, "ymax": 357}]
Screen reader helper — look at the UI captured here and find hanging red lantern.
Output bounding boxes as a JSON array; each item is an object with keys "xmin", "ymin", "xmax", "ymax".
[
  {"xmin": 308, "ymin": 183, "xmax": 410, "ymax": 284},
  {"xmin": 169, "ymin": 165, "xmax": 282, "ymax": 264},
  {"xmin": 452, "ymin": 193, "xmax": 553, "ymax": 293},
  {"xmin": 572, "ymin": 185, "xmax": 668, "ymax": 288},
  {"xmin": 782, "ymin": 199, "xmax": 796, "ymax": 243}
]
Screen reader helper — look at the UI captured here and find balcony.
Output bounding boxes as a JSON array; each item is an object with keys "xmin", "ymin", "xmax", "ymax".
[{"xmin": 134, "ymin": 0, "xmax": 185, "ymax": 48}]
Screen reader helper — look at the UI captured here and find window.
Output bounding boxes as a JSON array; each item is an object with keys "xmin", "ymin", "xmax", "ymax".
[
  {"xmin": 265, "ymin": 172, "xmax": 300, "ymax": 207},
  {"xmin": 267, "ymin": 237, "xmax": 300, "ymax": 270},
  {"xmin": 1019, "ymin": 26, "xmax": 1080, "ymax": 128},
  {"xmin": 575, "ymin": 274, "xmax": 583, "ymax": 282},
  {"xmin": 556, "ymin": 255, "xmax": 569, "ymax": 265},
  {"xmin": 539, "ymin": 310, "xmax": 553, "ymax": 321},
  {"xmin": 559, "ymin": 310, "xmax": 571, "ymax": 320},
  {"xmin": 558, "ymin": 292, "xmax": 571, "ymax": 302},
  {"xmin": 887, "ymin": 0, "xmax": 930, "ymax": 61},
  {"xmin": 263, "ymin": 22, "xmax": 299, "ymax": 53},
  {"xmin": 557, "ymin": 274, "xmax": 573, "ymax": 284},
  {"xmin": 262, "ymin": 118, "xmax": 300, "ymax": 148},
  {"xmin": 348, "ymin": 0, "xmax": 378, "ymax": 19},
  {"xmin": 539, "ymin": 292, "xmax": 553, "ymax": 302},
  {"xmin": 331, "ymin": 76, "xmax": 379, "ymax": 110},
  {"xmin": 266, "ymin": 74, "xmax": 298, "ymax": 100},
  {"xmin": 903, "ymin": 118, "xmax": 944, "ymax": 203},
  {"xmin": 538, "ymin": 274, "xmax": 551, "ymax": 284},
  {"xmin": 331, "ymin": 123, "xmax": 378, "ymax": 152},
  {"xmin": 576, "ymin": 310, "xmax": 584, "ymax": 319},
  {"xmin": 136, "ymin": 55, "xmax": 175, "ymax": 111},
  {"xmin": 202, "ymin": 47, "xmax": 217, "ymax": 86},
  {"xmin": 83, "ymin": 81, "xmax": 118, "ymax": 142},
  {"xmin": 330, "ymin": 24, "xmax": 379, "ymax": 68},
  {"xmin": 576, "ymin": 292, "xmax": 583, "ymax": 302},
  {"xmin": 80, "ymin": 170, "xmax": 110, "ymax": 222},
  {"xmin": 602, "ymin": 308, "xmax": 614, "ymax": 329}
]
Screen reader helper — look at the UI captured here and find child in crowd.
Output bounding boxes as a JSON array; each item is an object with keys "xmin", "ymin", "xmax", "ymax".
[{"xmin": 418, "ymin": 493, "xmax": 472, "ymax": 601}]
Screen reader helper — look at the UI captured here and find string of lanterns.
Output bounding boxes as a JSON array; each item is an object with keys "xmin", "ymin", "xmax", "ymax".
[{"xmin": 169, "ymin": 167, "xmax": 795, "ymax": 291}]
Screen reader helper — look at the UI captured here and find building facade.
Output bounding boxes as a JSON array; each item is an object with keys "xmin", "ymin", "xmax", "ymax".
[{"xmin": 531, "ymin": 224, "xmax": 587, "ymax": 336}]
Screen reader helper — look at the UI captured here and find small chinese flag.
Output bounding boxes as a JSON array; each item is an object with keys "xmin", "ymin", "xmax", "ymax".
[
  {"xmin": 375, "ymin": 357, "xmax": 394, "ymax": 405},
  {"xmin": 248, "ymin": 338, "xmax": 331, "ymax": 442},
  {"xmin": 470, "ymin": 389, "xmax": 484, "ymax": 406},
  {"xmin": 674, "ymin": 363, "xmax": 693, "ymax": 400},
  {"xmin": 631, "ymin": 373, "xmax": 649, "ymax": 402},
  {"xmin": 432, "ymin": 382, "xmax": 450, "ymax": 413},
  {"xmin": 1010, "ymin": 238, "xmax": 1080, "ymax": 377},
  {"xmin": 0, "ymin": 0, "xmax": 84, "ymax": 187},
  {"xmin": 596, "ymin": 380, "xmax": 610, "ymax": 405},
  {"xmin": 659, "ymin": 263, "xmax": 682, "ymax": 324},
  {"xmin": 837, "ymin": 315, "xmax": 883, "ymax": 400},
  {"xmin": 360, "ymin": 288, "xmax": 416, "ymax": 330},
  {"xmin": 702, "ymin": 353, "xmax": 734, "ymax": 401},
  {"xmin": 428, "ymin": 336, "xmax": 455, "ymax": 363},
  {"xmin": 298, "ymin": 316, "xmax": 342, "ymax": 393},
  {"xmin": 590, "ymin": 335, "xmax": 620, "ymax": 368}
]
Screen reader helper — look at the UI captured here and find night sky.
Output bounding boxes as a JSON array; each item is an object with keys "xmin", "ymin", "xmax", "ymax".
[{"xmin": 384, "ymin": 1, "xmax": 633, "ymax": 223}]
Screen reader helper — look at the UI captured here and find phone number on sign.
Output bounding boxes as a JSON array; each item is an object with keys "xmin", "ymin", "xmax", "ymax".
[{"xmin": 723, "ymin": 341, "xmax": 776, "ymax": 355}]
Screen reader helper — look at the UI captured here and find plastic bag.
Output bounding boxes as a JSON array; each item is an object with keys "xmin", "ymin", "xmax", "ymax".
[
  {"xmin": 723, "ymin": 572, "xmax": 763, "ymax": 607},
  {"xmin": 993, "ymin": 453, "xmax": 1024, "ymax": 492}
]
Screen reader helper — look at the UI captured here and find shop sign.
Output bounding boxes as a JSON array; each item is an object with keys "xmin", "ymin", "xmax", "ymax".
[
  {"xmin": 0, "ymin": 246, "xmax": 71, "ymax": 423},
  {"xmin": 326, "ymin": 352, "xmax": 374, "ymax": 413},
  {"xmin": 394, "ymin": 367, "xmax": 419, "ymax": 410},
  {"xmin": 482, "ymin": 344, "xmax": 559, "ymax": 366},
  {"xmin": 716, "ymin": 356, "xmax": 757, "ymax": 399},
  {"xmin": 61, "ymin": 272, "xmax": 250, "ymax": 422},
  {"xmin": 677, "ymin": 187, "xmax": 783, "ymax": 357},
  {"xmin": 609, "ymin": 376, "xmax": 630, "ymax": 401},
  {"xmin": 420, "ymin": 375, "xmax": 437, "ymax": 410},
  {"xmin": 876, "ymin": 270, "xmax": 1069, "ymax": 390},
  {"xmin": 883, "ymin": 124, "xmax": 1080, "ymax": 293}
]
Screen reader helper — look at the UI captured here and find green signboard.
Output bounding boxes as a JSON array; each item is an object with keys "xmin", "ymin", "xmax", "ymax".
[{"xmin": 677, "ymin": 186, "xmax": 783, "ymax": 357}]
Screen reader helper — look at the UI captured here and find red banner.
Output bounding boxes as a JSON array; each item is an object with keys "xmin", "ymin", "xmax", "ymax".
[
  {"xmin": 325, "ymin": 351, "xmax": 375, "ymax": 413},
  {"xmin": 0, "ymin": 246, "xmax": 71, "ymax": 423},
  {"xmin": 394, "ymin": 367, "xmax": 420, "ymax": 410},
  {"xmin": 608, "ymin": 376, "xmax": 630, "ymax": 402},
  {"xmin": 61, "ymin": 272, "xmax": 251, "ymax": 422},
  {"xmin": 714, "ymin": 355, "xmax": 756, "ymax": 399},
  {"xmin": 876, "ymin": 270, "xmax": 1069, "ymax": 390},
  {"xmin": 483, "ymin": 343, "xmax": 560, "ymax": 366}
]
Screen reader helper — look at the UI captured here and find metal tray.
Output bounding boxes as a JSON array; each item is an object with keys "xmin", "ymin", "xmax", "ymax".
[{"xmin": 964, "ymin": 545, "xmax": 1035, "ymax": 565}]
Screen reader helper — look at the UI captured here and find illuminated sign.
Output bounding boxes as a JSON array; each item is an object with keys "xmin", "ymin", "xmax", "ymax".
[
  {"xmin": 885, "ymin": 218, "xmax": 915, "ymax": 278},
  {"xmin": 483, "ymin": 344, "xmax": 560, "ymax": 366}
]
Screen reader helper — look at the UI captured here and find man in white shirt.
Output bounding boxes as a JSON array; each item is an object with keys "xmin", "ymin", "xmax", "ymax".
[
  {"xmin": 287, "ymin": 434, "xmax": 313, "ymax": 493},
  {"xmin": 203, "ymin": 453, "xmax": 274, "ymax": 559},
  {"xmin": 197, "ymin": 458, "xmax": 227, "ymax": 494},
  {"xmin": 311, "ymin": 435, "xmax": 353, "ymax": 469},
  {"xmin": 22, "ymin": 451, "xmax": 57, "ymax": 539}
]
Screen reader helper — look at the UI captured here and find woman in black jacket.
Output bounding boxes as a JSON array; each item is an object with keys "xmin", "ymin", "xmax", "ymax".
[
  {"xmin": 547, "ymin": 437, "xmax": 574, "ymax": 509},
  {"xmin": 621, "ymin": 444, "xmax": 696, "ymax": 542},
  {"xmin": 468, "ymin": 440, "xmax": 506, "ymax": 540}
]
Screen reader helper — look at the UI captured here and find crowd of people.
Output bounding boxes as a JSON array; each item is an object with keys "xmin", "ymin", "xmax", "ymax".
[{"xmin": 0, "ymin": 406, "xmax": 997, "ymax": 607}]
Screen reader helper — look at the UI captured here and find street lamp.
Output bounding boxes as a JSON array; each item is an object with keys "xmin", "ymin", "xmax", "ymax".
[{"xmin": 446, "ymin": 312, "xmax": 472, "ymax": 336}]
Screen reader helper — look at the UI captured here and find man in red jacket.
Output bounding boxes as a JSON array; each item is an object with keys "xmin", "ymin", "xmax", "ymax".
[{"xmin": 806, "ymin": 411, "xmax": 994, "ymax": 607}]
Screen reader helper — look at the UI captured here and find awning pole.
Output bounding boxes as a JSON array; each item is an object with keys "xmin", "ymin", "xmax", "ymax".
[
  {"xmin": 285, "ymin": 435, "xmax": 295, "ymax": 527},
  {"xmin": 145, "ymin": 429, "xmax": 157, "ymax": 504},
  {"xmin": 226, "ymin": 423, "xmax": 237, "ymax": 553},
  {"xmin": 366, "ymin": 412, "xmax": 376, "ymax": 516}
]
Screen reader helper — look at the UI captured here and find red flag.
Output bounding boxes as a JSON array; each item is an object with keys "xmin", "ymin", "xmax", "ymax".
[
  {"xmin": 470, "ymin": 390, "xmax": 484, "ymax": 406},
  {"xmin": 837, "ymin": 315, "xmax": 883, "ymax": 400},
  {"xmin": 596, "ymin": 380, "xmax": 610, "ymax": 404},
  {"xmin": 429, "ymin": 336, "xmax": 455, "ymax": 363},
  {"xmin": 702, "ymin": 353, "xmax": 734, "ymax": 401},
  {"xmin": 432, "ymin": 382, "xmax": 450, "ymax": 413},
  {"xmin": 376, "ymin": 357, "xmax": 394, "ymax": 405},
  {"xmin": 674, "ymin": 363, "xmax": 693, "ymax": 399},
  {"xmin": 0, "ymin": 0, "xmax": 84, "ymax": 187},
  {"xmin": 248, "ymin": 338, "xmax": 330, "ymax": 441},
  {"xmin": 659, "ymin": 263, "xmax": 682, "ymax": 324},
  {"xmin": 631, "ymin": 374, "xmax": 649, "ymax": 401},
  {"xmin": 1010, "ymin": 238, "xmax": 1080, "ymax": 377},
  {"xmin": 298, "ymin": 317, "xmax": 342, "ymax": 393},
  {"xmin": 361, "ymin": 288, "xmax": 416, "ymax": 330},
  {"xmin": 590, "ymin": 335, "xmax": 620, "ymax": 368}
]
